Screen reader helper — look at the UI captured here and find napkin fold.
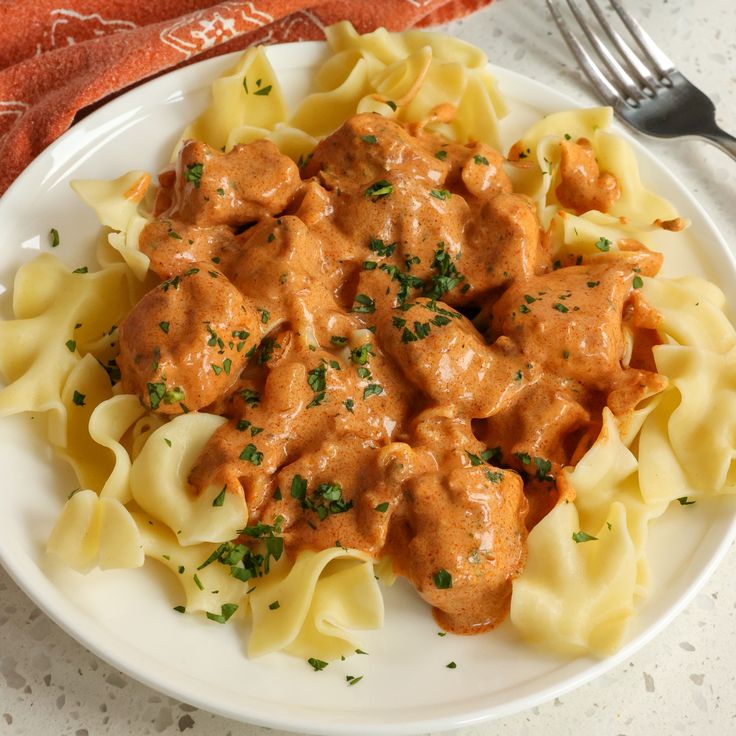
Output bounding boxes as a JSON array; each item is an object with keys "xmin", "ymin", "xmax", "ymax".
[{"xmin": 0, "ymin": 0, "xmax": 493, "ymax": 195}]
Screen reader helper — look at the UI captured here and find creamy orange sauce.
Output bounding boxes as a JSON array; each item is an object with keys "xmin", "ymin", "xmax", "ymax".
[{"xmin": 118, "ymin": 113, "xmax": 665, "ymax": 634}]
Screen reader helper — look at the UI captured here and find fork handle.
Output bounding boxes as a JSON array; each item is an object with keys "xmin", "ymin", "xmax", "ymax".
[{"xmin": 700, "ymin": 125, "xmax": 736, "ymax": 162}]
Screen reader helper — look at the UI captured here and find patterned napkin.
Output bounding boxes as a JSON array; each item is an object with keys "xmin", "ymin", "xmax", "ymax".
[{"xmin": 0, "ymin": 0, "xmax": 493, "ymax": 195}]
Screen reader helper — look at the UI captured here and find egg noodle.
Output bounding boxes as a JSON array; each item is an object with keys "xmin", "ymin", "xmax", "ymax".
[{"xmin": 1, "ymin": 22, "xmax": 734, "ymax": 662}]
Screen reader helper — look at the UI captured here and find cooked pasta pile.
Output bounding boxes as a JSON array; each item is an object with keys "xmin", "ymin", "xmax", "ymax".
[{"xmin": 1, "ymin": 22, "xmax": 734, "ymax": 661}]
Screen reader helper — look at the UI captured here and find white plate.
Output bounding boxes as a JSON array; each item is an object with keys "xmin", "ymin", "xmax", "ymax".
[{"xmin": 0, "ymin": 41, "xmax": 735, "ymax": 736}]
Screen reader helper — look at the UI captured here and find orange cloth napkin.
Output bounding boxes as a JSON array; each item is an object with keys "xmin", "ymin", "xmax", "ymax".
[{"xmin": 0, "ymin": 0, "xmax": 493, "ymax": 195}]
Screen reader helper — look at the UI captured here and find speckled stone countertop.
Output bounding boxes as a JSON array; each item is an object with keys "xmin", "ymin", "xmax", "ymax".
[{"xmin": 2, "ymin": 1, "xmax": 735, "ymax": 734}]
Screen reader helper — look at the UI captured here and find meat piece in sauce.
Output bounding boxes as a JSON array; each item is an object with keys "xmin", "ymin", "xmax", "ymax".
[
  {"xmin": 303, "ymin": 112, "xmax": 445, "ymax": 190},
  {"xmin": 139, "ymin": 219, "xmax": 236, "ymax": 279},
  {"xmin": 157, "ymin": 139, "xmax": 301, "ymax": 227},
  {"xmin": 435, "ymin": 140, "xmax": 513, "ymax": 202},
  {"xmin": 555, "ymin": 137, "xmax": 620, "ymax": 214},
  {"xmin": 463, "ymin": 192, "xmax": 548, "ymax": 295},
  {"xmin": 301, "ymin": 113, "xmax": 471, "ymax": 280},
  {"xmin": 492, "ymin": 263, "xmax": 634, "ymax": 392},
  {"xmin": 373, "ymin": 295, "xmax": 533, "ymax": 418},
  {"xmin": 398, "ymin": 465, "xmax": 527, "ymax": 633},
  {"xmin": 118, "ymin": 263, "xmax": 261, "ymax": 414}
]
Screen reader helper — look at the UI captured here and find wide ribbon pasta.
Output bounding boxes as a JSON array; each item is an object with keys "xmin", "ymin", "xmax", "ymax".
[
  {"xmin": 639, "ymin": 345, "xmax": 736, "ymax": 503},
  {"xmin": 47, "ymin": 490, "xmax": 144, "ymax": 572},
  {"xmin": 72, "ymin": 171, "xmax": 153, "ymax": 280},
  {"xmin": 0, "ymin": 254, "xmax": 139, "ymax": 438},
  {"xmin": 511, "ymin": 409, "xmax": 666, "ymax": 654},
  {"xmin": 129, "ymin": 412, "xmax": 247, "ymax": 544},
  {"xmin": 248, "ymin": 547, "xmax": 383, "ymax": 660},
  {"xmin": 134, "ymin": 513, "xmax": 247, "ymax": 615}
]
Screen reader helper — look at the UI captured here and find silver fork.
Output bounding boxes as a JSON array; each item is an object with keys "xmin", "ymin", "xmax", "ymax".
[{"xmin": 547, "ymin": 0, "xmax": 736, "ymax": 161}]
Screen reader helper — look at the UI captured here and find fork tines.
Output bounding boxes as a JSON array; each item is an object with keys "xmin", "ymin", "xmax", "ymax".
[{"xmin": 546, "ymin": 0, "xmax": 675, "ymax": 108}]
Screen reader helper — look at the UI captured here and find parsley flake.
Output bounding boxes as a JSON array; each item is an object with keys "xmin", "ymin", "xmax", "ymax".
[
  {"xmin": 572, "ymin": 531, "xmax": 598, "ymax": 543},
  {"xmin": 364, "ymin": 180, "xmax": 393, "ymax": 200},
  {"xmin": 239, "ymin": 443, "xmax": 263, "ymax": 466},
  {"xmin": 206, "ymin": 603, "xmax": 238, "ymax": 623},
  {"xmin": 185, "ymin": 163, "xmax": 203, "ymax": 188},
  {"xmin": 433, "ymin": 569, "xmax": 452, "ymax": 589}
]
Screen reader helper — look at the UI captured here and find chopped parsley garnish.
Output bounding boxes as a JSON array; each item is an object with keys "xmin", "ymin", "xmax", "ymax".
[
  {"xmin": 363, "ymin": 384, "xmax": 383, "ymax": 399},
  {"xmin": 364, "ymin": 180, "xmax": 393, "ymax": 200},
  {"xmin": 435, "ymin": 149, "xmax": 448, "ymax": 160},
  {"xmin": 158, "ymin": 321, "xmax": 170, "ymax": 333},
  {"xmin": 212, "ymin": 486, "xmax": 226, "ymax": 507},
  {"xmin": 587, "ymin": 280, "xmax": 600, "ymax": 288},
  {"xmin": 344, "ymin": 398, "xmax": 355, "ymax": 413},
  {"xmin": 466, "ymin": 451, "xmax": 484, "ymax": 466},
  {"xmin": 168, "ymin": 229, "xmax": 182, "ymax": 240},
  {"xmin": 258, "ymin": 337, "xmax": 277, "ymax": 364},
  {"xmin": 308, "ymin": 658, "xmax": 328, "ymax": 671},
  {"xmin": 259, "ymin": 308, "xmax": 270, "ymax": 323},
  {"xmin": 331, "ymin": 335, "xmax": 348, "ymax": 346},
  {"xmin": 351, "ymin": 294, "xmax": 376, "ymax": 313},
  {"xmin": 380, "ymin": 263, "xmax": 425, "ymax": 306},
  {"xmin": 307, "ymin": 392, "xmax": 326, "ymax": 408},
  {"xmin": 534, "ymin": 457, "xmax": 554, "ymax": 482},
  {"xmin": 595, "ymin": 236, "xmax": 611, "ymax": 252},
  {"xmin": 290, "ymin": 475, "xmax": 353, "ymax": 521},
  {"xmin": 307, "ymin": 363, "xmax": 327, "ymax": 393},
  {"xmin": 239, "ymin": 443, "xmax": 263, "ymax": 466},
  {"xmin": 361, "ymin": 134, "xmax": 377, "ymax": 144},
  {"xmin": 193, "ymin": 574, "xmax": 204, "ymax": 590},
  {"xmin": 173, "ymin": 605, "xmax": 186, "ymax": 614},
  {"xmin": 202, "ymin": 519, "xmax": 284, "ymax": 580},
  {"xmin": 374, "ymin": 502, "xmax": 389, "ymax": 513},
  {"xmin": 239, "ymin": 388, "xmax": 260, "ymax": 406},
  {"xmin": 350, "ymin": 343, "xmax": 374, "ymax": 366},
  {"xmin": 206, "ymin": 603, "xmax": 238, "ymax": 623},
  {"xmin": 346, "ymin": 675, "xmax": 363, "ymax": 686},
  {"xmin": 485, "ymin": 470, "xmax": 504, "ymax": 483},
  {"xmin": 553, "ymin": 302, "xmax": 569, "ymax": 313},
  {"xmin": 268, "ymin": 600, "xmax": 280, "ymax": 610},
  {"xmin": 433, "ymin": 569, "xmax": 452, "ymax": 589},
  {"xmin": 633, "ymin": 275, "xmax": 644, "ymax": 289},
  {"xmin": 386, "ymin": 100, "xmax": 397, "ymax": 111},
  {"xmin": 146, "ymin": 383, "xmax": 185, "ymax": 410},
  {"xmin": 368, "ymin": 236, "xmax": 397, "ymax": 257},
  {"xmin": 49, "ymin": 228, "xmax": 60, "ymax": 247},
  {"xmin": 185, "ymin": 162, "xmax": 203, "ymax": 188},
  {"xmin": 430, "ymin": 189, "xmax": 451, "ymax": 200},
  {"xmin": 73, "ymin": 266, "xmax": 88, "ymax": 274},
  {"xmin": 65, "ymin": 340, "xmax": 76, "ymax": 352},
  {"xmin": 677, "ymin": 496, "xmax": 696, "ymax": 505},
  {"xmin": 72, "ymin": 390, "xmax": 86, "ymax": 406},
  {"xmin": 572, "ymin": 531, "xmax": 598, "ymax": 543},
  {"xmin": 473, "ymin": 154, "xmax": 489, "ymax": 165},
  {"xmin": 254, "ymin": 84, "xmax": 273, "ymax": 96},
  {"xmin": 446, "ymin": 661, "xmax": 457, "ymax": 669},
  {"xmin": 424, "ymin": 243, "xmax": 465, "ymax": 300}
]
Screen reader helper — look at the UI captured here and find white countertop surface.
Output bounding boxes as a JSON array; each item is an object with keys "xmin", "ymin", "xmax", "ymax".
[{"xmin": 2, "ymin": 0, "xmax": 735, "ymax": 734}]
